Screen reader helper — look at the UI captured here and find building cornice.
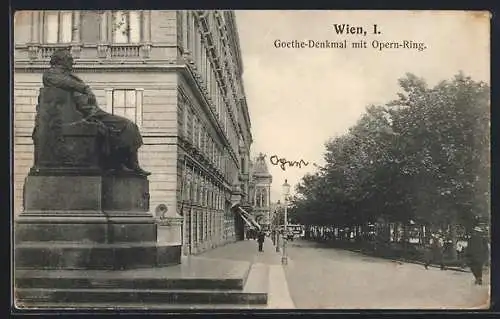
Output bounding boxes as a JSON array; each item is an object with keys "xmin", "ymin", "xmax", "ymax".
[
  {"xmin": 227, "ymin": 11, "xmax": 244, "ymax": 77},
  {"xmin": 14, "ymin": 61, "xmax": 180, "ymax": 73}
]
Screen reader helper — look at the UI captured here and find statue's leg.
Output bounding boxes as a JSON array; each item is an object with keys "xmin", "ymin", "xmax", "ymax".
[
  {"xmin": 103, "ymin": 147, "xmax": 133, "ymax": 173},
  {"xmin": 126, "ymin": 148, "xmax": 151, "ymax": 176}
]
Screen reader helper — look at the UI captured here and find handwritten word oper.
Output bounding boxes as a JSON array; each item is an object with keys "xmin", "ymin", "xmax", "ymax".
[{"xmin": 269, "ymin": 155, "xmax": 313, "ymax": 171}]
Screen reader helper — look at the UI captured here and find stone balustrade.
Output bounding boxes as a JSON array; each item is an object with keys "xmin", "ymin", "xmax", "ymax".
[{"xmin": 15, "ymin": 43, "xmax": 163, "ymax": 63}]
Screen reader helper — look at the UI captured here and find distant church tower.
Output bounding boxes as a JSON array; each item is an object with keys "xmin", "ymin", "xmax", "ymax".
[{"xmin": 249, "ymin": 153, "xmax": 273, "ymax": 227}]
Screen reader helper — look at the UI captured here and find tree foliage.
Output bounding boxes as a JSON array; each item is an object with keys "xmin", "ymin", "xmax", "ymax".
[{"xmin": 291, "ymin": 72, "xmax": 490, "ymax": 231}]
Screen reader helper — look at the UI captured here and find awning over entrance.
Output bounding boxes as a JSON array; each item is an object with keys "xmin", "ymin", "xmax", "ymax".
[{"xmin": 232, "ymin": 204, "xmax": 261, "ymax": 231}]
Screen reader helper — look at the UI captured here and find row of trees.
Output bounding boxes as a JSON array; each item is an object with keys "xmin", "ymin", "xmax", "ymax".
[{"xmin": 289, "ymin": 72, "xmax": 490, "ymax": 238}]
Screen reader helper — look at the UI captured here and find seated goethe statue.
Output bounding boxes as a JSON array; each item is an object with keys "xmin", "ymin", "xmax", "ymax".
[{"xmin": 35, "ymin": 49, "xmax": 150, "ymax": 176}]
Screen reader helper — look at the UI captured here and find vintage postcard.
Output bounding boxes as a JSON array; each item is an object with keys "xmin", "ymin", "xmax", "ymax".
[{"xmin": 12, "ymin": 10, "xmax": 490, "ymax": 311}]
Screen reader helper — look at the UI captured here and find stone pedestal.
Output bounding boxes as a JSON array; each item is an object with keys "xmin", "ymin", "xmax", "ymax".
[
  {"xmin": 157, "ymin": 216, "xmax": 183, "ymax": 246},
  {"xmin": 15, "ymin": 173, "xmax": 181, "ymax": 271}
]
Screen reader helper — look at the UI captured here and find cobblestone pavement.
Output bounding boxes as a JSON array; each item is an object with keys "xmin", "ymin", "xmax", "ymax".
[{"xmin": 283, "ymin": 240, "xmax": 490, "ymax": 309}]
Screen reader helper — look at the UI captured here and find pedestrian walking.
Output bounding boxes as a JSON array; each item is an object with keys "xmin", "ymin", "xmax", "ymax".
[
  {"xmin": 257, "ymin": 230, "xmax": 265, "ymax": 252},
  {"xmin": 437, "ymin": 235, "xmax": 446, "ymax": 270},
  {"xmin": 456, "ymin": 240, "xmax": 467, "ymax": 267},
  {"xmin": 424, "ymin": 235, "xmax": 445, "ymax": 270},
  {"xmin": 466, "ymin": 226, "xmax": 489, "ymax": 285}
]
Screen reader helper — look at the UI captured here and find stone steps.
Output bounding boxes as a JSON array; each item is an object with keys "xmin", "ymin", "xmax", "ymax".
[
  {"xmin": 15, "ymin": 259, "xmax": 269, "ymax": 308},
  {"xmin": 15, "ymin": 287, "xmax": 267, "ymax": 305},
  {"xmin": 16, "ymin": 275, "xmax": 247, "ymax": 290},
  {"xmin": 15, "ymin": 302, "xmax": 269, "ymax": 310}
]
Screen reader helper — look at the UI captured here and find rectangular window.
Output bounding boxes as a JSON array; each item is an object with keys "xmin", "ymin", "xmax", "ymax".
[
  {"xmin": 44, "ymin": 11, "xmax": 73, "ymax": 43},
  {"xmin": 183, "ymin": 103, "xmax": 189, "ymax": 137},
  {"xmin": 199, "ymin": 126, "xmax": 204, "ymax": 151},
  {"xmin": 182, "ymin": 11, "xmax": 189, "ymax": 51},
  {"xmin": 197, "ymin": 122, "xmax": 202, "ymax": 149},
  {"xmin": 201, "ymin": 48, "xmax": 207, "ymax": 84},
  {"xmin": 204, "ymin": 132, "xmax": 209, "ymax": 155},
  {"xmin": 209, "ymin": 139, "xmax": 214, "ymax": 162},
  {"xmin": 112, "ymin": 11, "xmax": 141, "ymax": 43},
  {"xmin": 194, "ymin": 22, "xmax": 200, "ymax": 66},
  {"xmin": 110, "ymin": 89, "xmax": 143, "ymax": 125},
  {"xmin": 207, "ymin": 59, "xmax": 212, "ymax": 96},
  {"xmin": 192, "ymin": 117, "xmax": 197, "ymax": 145},
  {"xmin": 190, "ymin": 12, "xmax": 196, "ymax": 53},
  {"xmin": 224, "ymin": 112, "xmax": 227, "ymax": 134},
  {"xmin": 196, "ymin": 177, "xmax": 202, "ymax": 204},
  {"xmin": 211, "ymin": 72, "xmax": 216, "ymax": 106},
  {"xmin": 190, "ymin": 172, "xmax": 196, "ymax": 202},
  {"xmin": 187, "ymin": 110, "xmax": 193, "ymax": 141},
  {"xmin": 193, "ymin": 119, "xmax": 197, "ymax": 146},
  {"xmin": 81, "ymin": 11, "xmax": 102, "ymax": 43},
  {"xmin": 212, "ymin": 141, "xmax": 216, "ymax": 164}
]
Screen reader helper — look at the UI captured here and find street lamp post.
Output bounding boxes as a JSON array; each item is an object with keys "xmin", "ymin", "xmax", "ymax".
[
  {"xmin": 281, "ymin": 179, "xmax": 291, "ymax": 265},
  {"xmin": 275, "ymin": 201, "xmax": 280, "ymax": 252}
]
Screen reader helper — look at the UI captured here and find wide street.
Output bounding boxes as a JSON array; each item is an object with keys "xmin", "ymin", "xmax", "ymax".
[{"xmin": 282, "ymin": 239, "xmax": 490, "ymax": 309}]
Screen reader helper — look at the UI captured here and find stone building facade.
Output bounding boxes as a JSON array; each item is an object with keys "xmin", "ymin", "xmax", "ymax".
[{"xmin": 13, "ymin": 10, "xmax": 253, "ymax": 255}]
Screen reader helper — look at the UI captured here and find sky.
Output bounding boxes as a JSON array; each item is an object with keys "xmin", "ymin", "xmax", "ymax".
[{"xmin": 234, "ymin": 10, "xmax": 490, "ymax": 202}]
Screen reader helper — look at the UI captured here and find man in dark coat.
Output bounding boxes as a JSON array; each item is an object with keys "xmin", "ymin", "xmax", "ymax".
[
  {"xmin": 424, "ymin": 235, "xmax": 445, "ymax": 270},
  {"xmin": 257, "ymin": 230, "xmax": 265, "ymax": 252},
  {"xmin": 41, "ymin": 49, "xmax": 150, "ymax": 175},
  {"xmin": 466, "ymin": 226, "xmax": 489, "ymax": 285}
]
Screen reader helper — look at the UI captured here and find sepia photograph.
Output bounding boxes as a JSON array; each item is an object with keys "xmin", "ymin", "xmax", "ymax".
[{"xmin": 12, "ymin": 9, "xmax": 490, "ymax": 310}]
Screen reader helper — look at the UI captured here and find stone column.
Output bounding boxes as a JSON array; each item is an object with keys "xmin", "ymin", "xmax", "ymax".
[
  {"xmin": 182, "ymin": 11, "xmax": 188, "ymax": 52},
  {"xmin": 141, "ymin": 10, "xmax": 151, "ymax": 42},
  {"xmin": 38, "ymin": 11, "xmax": 44, "ymax": 43},
  {"xmin": 30, "ymin": 11, "xmax": 39, "ymax": 43},
  {"xmin": 28, "ymin": 11, "xmax": 40, "ymax": 59},
  {"xmin": 100, "ymin": 11, "xmax": 108, "ymax": 42},
  {"xmin": 70, "ymin": 11, "xmax": 82, "ymax": 58},
  {"xmin": 97, "ymin": 11, "xmax": 109, "ymax": 58},
  {"xmin": 140, "ymin": 11, "xmax": 152, "ymax": 58},
  {"xmin": 106, "ymin": 11, "xmax": 113, "ymax": 43},
  {"xmin": 72, "ymin": 11, "xmax": 80, "ymax": 42}
]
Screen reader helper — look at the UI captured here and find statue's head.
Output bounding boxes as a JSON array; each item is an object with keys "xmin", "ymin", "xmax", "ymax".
[{"xmin": 49, "ymin": 49, "xmax": 74, "ymax": 71}]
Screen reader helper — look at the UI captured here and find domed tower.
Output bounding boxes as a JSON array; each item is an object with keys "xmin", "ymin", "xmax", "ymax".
[{"xmin": 249, "ymin": 153, "xmax": 273, "ymax": 229}]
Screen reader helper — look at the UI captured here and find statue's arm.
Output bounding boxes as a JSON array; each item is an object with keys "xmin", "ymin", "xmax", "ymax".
[{"xmin": 42, "ymin": 69, "xmax": 90, "ymax": 94}]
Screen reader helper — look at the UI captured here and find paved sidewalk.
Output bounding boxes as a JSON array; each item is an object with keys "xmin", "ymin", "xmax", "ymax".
[
  {"xmin": 198, "ymin": 238, "xmax": 296, "ymax": 309},
  {"xmin": 198, "ymin": 238, "xmax": 283, "ymax": 265}
]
